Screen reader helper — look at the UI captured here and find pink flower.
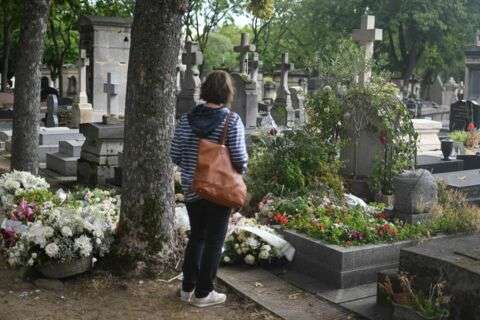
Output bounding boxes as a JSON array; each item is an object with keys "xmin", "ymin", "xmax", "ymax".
[
  {"xmin": 12, "ymin": 200, "xmax": 36, "ymax": 222},
  {"xmin": 1, "ymin": 228, "xmax": 17, "ymax": 247}
]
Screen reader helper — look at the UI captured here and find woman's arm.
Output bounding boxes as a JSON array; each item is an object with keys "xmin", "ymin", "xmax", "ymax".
[{"xmin": 227, "ymin": 114, "xmax": 249, "ymax": 173}]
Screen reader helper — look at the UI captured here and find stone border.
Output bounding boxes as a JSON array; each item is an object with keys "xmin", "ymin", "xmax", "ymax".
[{"xmin": 281, "ymin": 229, "xmax": 416, "ymax": 289}]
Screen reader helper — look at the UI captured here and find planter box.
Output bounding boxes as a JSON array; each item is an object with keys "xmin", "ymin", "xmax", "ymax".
[{"xmin": 281, "ymin": 229, "xmax": 416, "ymax": 289}]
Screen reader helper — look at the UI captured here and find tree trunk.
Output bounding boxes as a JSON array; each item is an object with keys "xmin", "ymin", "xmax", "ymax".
[
  {"xmin": 116, "ymin": 0, "xmax": 186, "ymax": 272},
  {"xmin": 1, "ymin": 22, "xmax": 12, "ymax": 92},
  {"xmin": 11, "ymin": 0, "xmax": 51, "ymax": 174}
]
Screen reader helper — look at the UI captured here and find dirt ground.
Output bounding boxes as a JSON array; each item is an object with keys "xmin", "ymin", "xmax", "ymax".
[{"xmin": 0, "ymin": 260, "xmax": 279, "ymax": 320}]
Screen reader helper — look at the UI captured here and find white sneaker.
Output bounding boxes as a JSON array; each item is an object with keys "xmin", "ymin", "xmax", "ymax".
[
  {"xmin": 190, "ymin": 291, "xmax": 227, "ymax": 307},
  {"xmin": 180, "ymin": 289, "xmax": 194, "ymax": 302}
]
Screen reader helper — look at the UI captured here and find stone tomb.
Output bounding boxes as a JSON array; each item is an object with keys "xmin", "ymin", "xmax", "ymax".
[
  {"xmin": 46, "ymin": 140, "xmax": 84, "ymax": 178},
  {"xmin": 415, "ymin": 155, "xmax": 464, "ymax": 174},
  {"xmin": 434, "ymin": 169, "xmax": 480, "ymax": 204},
  {"xmin": 77, "ymin": 121, "xmax": 124, "ymax": 185},
  {"xmin": 399, "ymin": 235, "xmax": 480, "ymax": 320}
]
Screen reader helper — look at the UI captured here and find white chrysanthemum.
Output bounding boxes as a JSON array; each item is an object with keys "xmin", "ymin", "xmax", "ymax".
[
  {"xmin": 74, "ymin": 235, "xmax": 92, "ymax": 257},
  {"xmin": 28, "ymin": 258, "xmax": 35, "ymax": 266},
  {"xmin": 259, "ymin": 250, "xmax": 270, "ymax": 260},
  {"xmin": 45, "ymin": 242, "xmax": 59, "ymax": 258},
  {"xmin": 260, "ymin": 244, "xmax": 271, "ymax": 252},
  {"xmin": 3, "ymin": 180, "xmax": 20, "ymax": 191},
  {"xmin": 245, "ymin": 237, "xmax": 260, "ymax": 249},
  {"xmin": 43, "ymin": 226, "xmax": 54, "ymax": 238},
  {"xmin": 244, "ymin": 254, "xmax": 255, "ymax": 265},
  {"xmin": 223, "ymin": 256, "xmax": 231, "ymax": 263},
  {"xmin": 61, "ymin": 226, "xmax": 73, "ymax": 237},
  {"xmin": 234, "ymin": 243, "xmax": 240, "ymax": 249},
  {"xmin": 27, "ymin": 222, "xmax": 47, "ymax": 248},
  {"xmin": 235, "ymin": 248, "xmax": 243, "ymax": 255}
]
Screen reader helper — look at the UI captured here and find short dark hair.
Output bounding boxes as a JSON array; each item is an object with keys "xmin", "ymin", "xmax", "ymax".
[{"xmin": 200, "ymin": 70, "xmax": 235, "ymax": 105}]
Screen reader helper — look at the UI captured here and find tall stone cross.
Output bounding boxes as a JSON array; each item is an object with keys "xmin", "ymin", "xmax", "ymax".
[
  {"xmin": 352, "ymin": 13, "xmax": 383, "ymax": 86},
  {"xmin": 234, "ymin": 33, "xmax": 256, "ymax": 75},
  {"xmin": 78, "ymin": 49, "xmax": 89, "ymax": 105},
  {"xmin": 177, "ymin": 41, "xmax": 203, "ymax": 117},
  {"xmin": 277, "ymin": 52, "xmax": 294, "ymax": 104},
  {"xmin": 103, "ymin": 72, "xmax": 118, "ymax": 116},
  {"xmin": 274, "ymin": 52, "xmax": 295, "ymax": 127}
]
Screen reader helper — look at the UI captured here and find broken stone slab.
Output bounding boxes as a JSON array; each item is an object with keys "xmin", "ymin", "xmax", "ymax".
[
  {"xmin": 79, "ymin": 122, "xmax": 124, "ymax": 141},
  {"xmin": 34, "ymin": 278, "xmax": 64, "ymax": 292},
  {"xmin": 59, "ymin": 140, "xmax": 84, "ymax": 157}
]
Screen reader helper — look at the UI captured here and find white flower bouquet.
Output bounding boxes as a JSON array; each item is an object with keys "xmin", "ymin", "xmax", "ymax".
[
  {"xmin": 0, "ymin": 171, "xmax": 50, "ymax": 211},
  {"xmin": 1, "ymin": 181, "xmax": 120, "ymax": 271},
  {"xmin": 223, "ymin": 217, "xmax": 284, "ymax": 266}
]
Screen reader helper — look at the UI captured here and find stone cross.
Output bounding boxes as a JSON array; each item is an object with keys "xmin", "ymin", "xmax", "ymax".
[
  {"xmin": 103, "ymin": 72, "xmax": 118, "ymax": 115},
  {"xmin": 352, "ymin": 14, "xmax": 383, "ymax": 86},
  {"xmin": 234, "ymin": 33, "xmax": 256, "ymax": 75},
  {"xmin": 177, "ymin": 41, "xmax": 203, "ymax": 117},
  {"xmin": 46, "ymin": 94, "xmax": 59, "ymax": 127},
  {"xmin": 274, "ymin": 53, "xmax": 295, "ymax": 127},
  {"xmin": 78, "ymin": 49, "xmax": 89, "ymax": 105},
  {"xmin": 248, "ymin": 52, "xmax": 261, "ymax": 83}
]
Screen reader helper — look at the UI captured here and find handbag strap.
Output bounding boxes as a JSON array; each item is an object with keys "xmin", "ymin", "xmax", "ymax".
[{"xmin": 219, "ymin": 112, "xmax": 233, "ymax": 145}]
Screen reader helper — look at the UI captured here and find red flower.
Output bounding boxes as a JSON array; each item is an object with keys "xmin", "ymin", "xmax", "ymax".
[
  {"xmin": 375, "ymin": 211, "xmax": 389, "ymax": 221},
  {"xmin": 467, "ymin": 122, "xmax": 476, "ymax": 131},
  {"xmin": 272, "ymin": 213, "xmax": 289, "ymax": 225}
]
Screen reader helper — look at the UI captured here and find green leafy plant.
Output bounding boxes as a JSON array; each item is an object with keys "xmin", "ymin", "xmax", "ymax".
[{"xmin": 448, "ymin": 130, "xmax": 468, "ymax": 144}]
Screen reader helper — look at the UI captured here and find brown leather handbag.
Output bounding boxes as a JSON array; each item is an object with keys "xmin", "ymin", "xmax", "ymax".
[{"xmin": 193, "ymin": 112, "xmax": 247, "ymax": 208}]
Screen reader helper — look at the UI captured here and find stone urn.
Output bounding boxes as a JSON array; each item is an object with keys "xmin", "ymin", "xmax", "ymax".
[
  {"xmin": 392, "ymin": 169, "xmax": 438, "ymax": 215},
  {"xmin": 441, "ymin": 140, "xmax": 453, "ymax": 161}
]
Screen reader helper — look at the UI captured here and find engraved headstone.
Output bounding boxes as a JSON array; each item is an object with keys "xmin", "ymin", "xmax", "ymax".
[{"xmin": 46, "ymin": 94, "xmax": 59, "ymax": 127}]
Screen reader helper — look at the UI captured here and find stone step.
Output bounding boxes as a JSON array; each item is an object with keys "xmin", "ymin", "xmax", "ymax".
[
  {"xmin": 218, "ymin": 267, "xmax": 358, "ymax": 320},
  {"xmin": 59, "ymin": 140, "xmax": 84, "ymax": 157},
  {"xmin": 46, "ymin": 152, "xmax": 78, "ymax": 177}
]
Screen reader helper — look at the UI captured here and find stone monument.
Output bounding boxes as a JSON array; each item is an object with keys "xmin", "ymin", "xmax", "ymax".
[
  {"xmin": 46, "ymin": 95, "xmax": 59, "ymax": 128},
  {"xmin": 352, "ymin": 12, "xmax": 383, "ymax": 86},
  {"xmin": 273, "ymin": 53, "xmax": 295, "ymax": 127},
  {"xmin": 176, "ymin": 41, "xmax": 203, "ymax": 117},
  {"xmin": 465, "ymin": 31, "xmax": 480, "ymax": 102},
  {"xmin": 71, "ymin": 49, "xmax": 94, "ymax": 127},
  {"xmin": 79, "ymin": 16, "xmax": 132, "ymax": 121}
]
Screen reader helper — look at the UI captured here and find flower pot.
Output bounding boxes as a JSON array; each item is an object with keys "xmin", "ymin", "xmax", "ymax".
[
  {"xmin": 38, "ymin": 256, "xmax": 92, "ymax": 279},
  {"xmin": 393, "ymin": 303, "xmax": 445, "ymax": 320}
]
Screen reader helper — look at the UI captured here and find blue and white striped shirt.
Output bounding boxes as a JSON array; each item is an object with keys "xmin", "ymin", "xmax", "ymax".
[{"xmin": 171, "ymin": 109, "xmax": 248, "ymax": 202}]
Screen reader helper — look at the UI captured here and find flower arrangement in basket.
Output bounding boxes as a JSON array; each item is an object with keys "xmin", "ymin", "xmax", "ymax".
[{"xmin": 0, "ymin": 171, "xmax": 120, "ymax": 278}]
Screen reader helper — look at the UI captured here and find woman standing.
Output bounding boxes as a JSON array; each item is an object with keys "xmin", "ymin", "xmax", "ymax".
[{"xmin": 171, "ymin": 70, "xmax": 248, "ymax": 307}]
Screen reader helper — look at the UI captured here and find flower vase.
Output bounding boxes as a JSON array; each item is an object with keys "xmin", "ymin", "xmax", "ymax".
[
  {"xmin": 441, "ymin": 140, "xmax": 453, "ymax": 161},
  {"xmin": 37, "ymin": 256, "xmax": 92, "ymax": 279}
]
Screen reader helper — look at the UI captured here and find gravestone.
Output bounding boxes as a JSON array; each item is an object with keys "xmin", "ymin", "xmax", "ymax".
[
  {"xmin": 450, "ymin": 99, "xmax": 469, "ymax": 131},
  {"xmin": 248, "ymin": 52, "xmax": 263, "ymax": 103},
  {"xmin": 103, "ymin": 72, "xmax": 119, "ymax": 116},
  {"xmin": 46, "ymin": 140, "xmax": 84, "ymax": 178},
  {"xmin": 352, "ymin": 12, "xmax": 383, "ymax": 86},
  {"xmin": 290, "ymin": 86, "xmax": 306, "ymax": 125},
  {"xmin": 71, "ymin": 49, "xmax": 94, "ymax": 128},
  {"xmin": 273, "ymin": 53, "xmax": 295, "ymax": 127},
  {"xmin": 434, "ymin": 169, "xmax": 480, "ymax": 204},
  {"xmin": 231, "ymin": 33, "xmax": 258, "ymax": 130},
  {"xmin": 46, "ymin": 95, "xmax": 59, "ymax": 127},
  {"xmin": 177, "ymin": 41, "xmax": 203, "ymax": 117},
  {"xmin": 37, "ymin": 127, "xmax": 85, "ymax": 164},
  {"xmin": 443, "ymin": 77, "xmax": 459, "ymax": 106},
  {"xmin": 413, "ymin": 119, "xmax": 442, "ymax": 155},
  {"xmin": 465, "ymin": 31, "xmax": 480, "ymax": 102},
  {"xmin": 79, "ymin": 16, "xmax": 132, "ymax": 121}
]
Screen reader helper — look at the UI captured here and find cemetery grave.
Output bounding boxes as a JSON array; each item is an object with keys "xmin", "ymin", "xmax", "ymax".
[{"xmin": 3, "ymin": 3, "xmax": 480, "ymax": 320}]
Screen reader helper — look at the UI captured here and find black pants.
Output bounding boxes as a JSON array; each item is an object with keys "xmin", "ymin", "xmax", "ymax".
[{"xmin": 182, "ymin": 199, "xmax": 231, "ymax": 298}]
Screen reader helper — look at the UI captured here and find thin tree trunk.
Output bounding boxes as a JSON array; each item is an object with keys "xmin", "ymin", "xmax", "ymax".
[
  {"xmin": 116, "ymin": 0, "xmax": 187, "ymax": 272},
  {"xmin": 11, "ymin": 0, "xmax": 51, "ymax": 174},
  {"xmin": 1, "ymin": 4, "xmax": 12, "ymax": 92}
]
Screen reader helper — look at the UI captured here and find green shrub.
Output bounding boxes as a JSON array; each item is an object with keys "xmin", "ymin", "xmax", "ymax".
[{"xmin": 448, "ymin": 130, "xmax": 468, "ymax": 144}]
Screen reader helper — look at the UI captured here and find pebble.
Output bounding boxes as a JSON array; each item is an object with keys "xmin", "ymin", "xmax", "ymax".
[{"xmin": 34, "ymin": 278, "xmax": 64, "ymax": 292}]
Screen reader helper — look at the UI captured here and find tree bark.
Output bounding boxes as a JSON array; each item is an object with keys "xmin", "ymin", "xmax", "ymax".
[
  {"xmin": 1, "ymin": 2, "xmax": 12, "ymax": 92},
  {"xmin": 116, "ymin": 0, "xmax": 186, "ymax": 271},
  {"xmin": 11, "ymin": 0, "xmax": 51, "ymax": 174}
]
